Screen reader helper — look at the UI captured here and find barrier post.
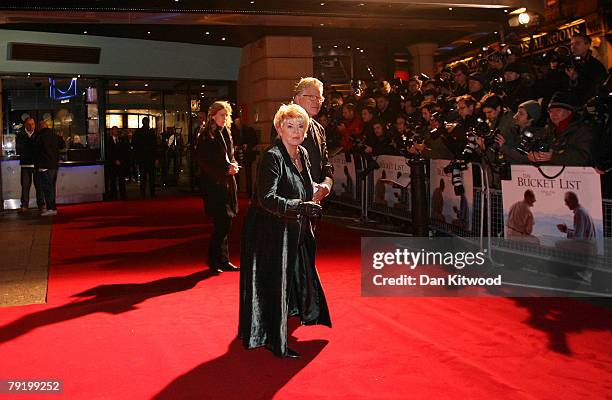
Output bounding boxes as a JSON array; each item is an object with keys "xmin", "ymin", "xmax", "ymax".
[{"xmin": 410, "ymin": 158, "xmax": 428, "ymax": 236}]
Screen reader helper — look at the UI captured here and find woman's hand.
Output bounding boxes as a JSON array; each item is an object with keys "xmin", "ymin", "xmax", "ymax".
[
  {"xmin": 228, "ymin": 163, "xmax": 240, "ymax": 175},
  {"xmin": 297, "ymin": 201, "xmax": 323, "ymax": 218}
]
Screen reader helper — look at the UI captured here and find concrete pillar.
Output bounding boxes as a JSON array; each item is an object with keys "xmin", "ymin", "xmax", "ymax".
[
  {"xmin": 0, "ymin": 79, "xmax": 3, "ymax": 210},
  {"xmin": 238, "ymin": 36, "xmax": 313, "ymax": 146},
  {"xmin": 407, "ymin": 42, "xmax": 438, "ymax": 78}
]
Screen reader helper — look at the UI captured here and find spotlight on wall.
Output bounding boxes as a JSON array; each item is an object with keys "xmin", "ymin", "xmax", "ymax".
[
  {"xmin": 518, "ymin": 12, "xmax": 530, "ymax": 25},
  {"xmin": 508, "ymin": 10, "xmax": 538, "ymax": 27}
]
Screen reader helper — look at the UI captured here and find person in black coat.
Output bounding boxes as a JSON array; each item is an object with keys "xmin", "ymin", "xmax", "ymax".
[
  {"xmin": 106, "ymin": 126, "xmax": 130, "ymax": 200},
  {"xmin": 15, "ymin": 117, "xmax": 44, "ymax": 211},
  {"xmin": 196, "ymin": 101, "xmax": 240, "ymax": 273},
  {"xmin": 239, "ymin": 103, "xmax": 331, "ymax": 358},
  {"xmin": 132, "ymin": 117, "xmax": 158, "ymax": 198},
  {"xmin": 35, "ymin": 120, "xmax": 60, "ymax": 216},
  {"xmin": 231, "ymin": 116, "xmax": 258, "ymax": 196},
  {"xmin": 269, "ymin": 78, "xmax": 335, "ymax": 203}
]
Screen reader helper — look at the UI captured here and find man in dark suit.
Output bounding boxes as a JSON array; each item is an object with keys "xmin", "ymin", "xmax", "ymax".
[
  {"xmin": 106, "ymin": 126, "xmax": 130, "ymax": 200},
  {"xmin": 35, "ymin": 120, "xmax": 60, "ymax": 216},
  {"xmin": 231, "ymin": 116, "xmax": 258, "ymax": 197},
  {"xmin": 132, "ymin": 117, "xmax": 158, "ymax": 198},
  {"xmin": 293, "ymin": 77, "xmax": 334, "ymax": 202},
  {"xmin": 189, "ymin": 111, "xmax": 206, "ymax": 192},
  {"xmin": 271, "ymin": 77, "xmax": 334, "ymax": 202},
  {"xmin": 16, "ymin": 117, "xmax": 44, "ymax": 212}
]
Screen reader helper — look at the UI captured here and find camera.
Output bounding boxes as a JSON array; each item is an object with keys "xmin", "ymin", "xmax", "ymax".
[
  {"xmin": 489, "ymin": 76, "xmax": 505, "ymax": 95},
  {"xmin": 348, "ymin": 135, "xmax": 367, "ymax": 152},
  {"xmin": 458, "ymin": 118, "xmax": 490, "ymax": 160},
  {"xmin": 544, "ymin": 46, "xmax": 585, "ymax": 71},
  {"xmin": 429, "ymin": 111, "xmax": 448, "ymax": 140},
  {"xmin": 515, "ymin": 130, "xmax": 551, "ymax": 155},
  {"xmin": 443, "ymin": 160, "xmax": 468, "ymax": 195},
  {"xmin": 515, "ymin": 130, "xmax": 535, "ymax": 156}
]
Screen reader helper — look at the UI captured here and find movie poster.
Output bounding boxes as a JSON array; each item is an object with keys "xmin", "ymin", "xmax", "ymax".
[
  {"xmin": 371, "ymin": 155, "xmax": 411, "ymax": 209},
  {"xmin": 429, "ymin": 159, "xmax": 474, "ymax": 231},
  {"xmin": 501, "ymin": 166, "xmax": 604, "ymax": 255},
  {"xmin": 330, "ymin": 153, "xmax": 357, "ymax": 201}
]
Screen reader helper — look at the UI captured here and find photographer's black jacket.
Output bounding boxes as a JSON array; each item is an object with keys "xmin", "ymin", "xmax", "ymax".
[{"xmin": 544, "ymin": 116, "xmax": 594, "ymax": 166}]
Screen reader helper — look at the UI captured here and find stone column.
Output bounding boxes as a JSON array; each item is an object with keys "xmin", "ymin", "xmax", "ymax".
[
  {"xmin": 0, "ymin": 79, "xmax": 4, "ymax": 210},
  {"xmin": 238, "ymin": 36, "xmax": 313, "ymax": 146},
  {"xmin": 407, "ymin": 42, "xmax": 438, "ymax": 78},
  {"xmin": 237, "ymin": 36, "xmax": 313, "ymax": 194}
]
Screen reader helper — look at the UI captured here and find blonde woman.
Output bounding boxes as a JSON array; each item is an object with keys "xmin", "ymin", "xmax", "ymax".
[
  {"xmin": 196, "ymin": 101, "xmax": 240, "ymax": 273},
  {"xmin": 239, "ymin": 104, "xmax": 331, "ymax": 358}
]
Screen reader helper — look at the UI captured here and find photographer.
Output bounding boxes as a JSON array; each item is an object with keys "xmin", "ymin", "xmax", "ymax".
[
  {"xmin": 452, "ymin": 63, "xmax": 470, "ymax": 97},
  {"xmin": 402, "ymin": 97, "xmax": 421, "ymax": 122},
  {"xmin": 479, "ymin": 93, "xmax": 515, "ymax": 139},
  {"xmin": 528, "ymin": 91, "xmax": 594, "ymax": 166},
  {"xmin": 406, "ymin": 77, "xmax": 424, "ymax": 105},
  {"xmin": 502, "ymin": 63, "xmax": 535, "ymax": 112},
  {"xmin": 337, "ymin": 103, "xmax": 363, "ymax": 152},
  {"xmin": 364, "ymin": 119, "xmax": 398, "ymax": 156},
  {"xmin": 590, "ymin": 71, "xmax": 612, "ymax": 197},
  {"xmin": 498, "ymin": 100, "xmax": 544, "ymax": 164},
  {"xmin": 415, "ymin": 110, "xmax": 455, "ymax": 160},
  {"xmin": 445, "ymin": 95, "xmax": 478, "ymax": 157},
  {"xmin": 484, "ymin": 51, "xmax": 505, "ymax": 85},
  {"xmin": 566, "ymin": 34, "xmax": 607, "ymax": 106},
  {"xmin": 467, "ymin": 72, "xmax": 487, "ymax": 103},
  {"xmin": 375, "ymin": 93, "xmax": 398, "ymax": 126}
]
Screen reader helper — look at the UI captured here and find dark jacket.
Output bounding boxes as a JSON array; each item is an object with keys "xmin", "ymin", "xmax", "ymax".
[
  {"xmin": 569, "ymin": 53, "xmax": 607, "ymax": 105},
  {"xmin": 239, "ymin": 140, "xmax": 331, "ymax": 357},
  {"xmin": 544, "ymin": 116, "xmax": 594, "ymax": 166},
  {"xmin": 107, "ymin": 135, "xmax": 130, "ymax": 165},
  {"xmin": 500, "ymin": 124, "xmax": 544, "ymax": 164},
  {"xmin": 231, "ymin": 124, "xmax": 258, "ymax": 163},
  {"xmin": 132, "ymin": 127, "xmax": 158, "ymax": 163},
  {"xmin": 365, "ymin": 131, "xmax": 398, "ymax": 156},
  {"xmin": 503, "ymin": 78, "xmax": 536, "ymax": 112},
  {"xmin": 15, "ymin": 130, "xmax": 38, "ymax": 165},
  {"xmin": 196, "ymin": 126, "xmax": 238, "ymax": 218},
  {"xmin": 35, "ymin": 128, "xmax": 60, "ymax": 169}
]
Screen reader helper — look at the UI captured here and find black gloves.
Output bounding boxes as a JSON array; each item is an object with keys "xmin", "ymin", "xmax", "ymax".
[{"xmin": 297, "ymin": 201, "xmax": 323, "ymax": 218}]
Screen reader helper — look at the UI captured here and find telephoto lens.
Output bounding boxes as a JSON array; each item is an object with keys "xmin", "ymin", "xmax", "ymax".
[{"xmin": 451, "ymin": 165, "xmax": 465, "ymax": 195}]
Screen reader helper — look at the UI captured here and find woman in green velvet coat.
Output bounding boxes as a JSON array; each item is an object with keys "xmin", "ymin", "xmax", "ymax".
[{"xmin": 239, "ymin": 104, "xmax": 332, "ymax": 358}]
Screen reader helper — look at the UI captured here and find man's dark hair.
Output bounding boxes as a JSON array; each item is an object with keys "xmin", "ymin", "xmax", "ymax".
[
  {"xmin": 362, "ymin": 106, "xmax": 376, "ymax": 116},
  {"xmin": 343, "ymin": 103, "xmax": 356, "ymax": 112},
  {"xmin": 453, "ymin": 62, "xmax": 469, "ymax": 75},
  {"xmin": 480, "ymin": 93, "xmax": 504, "ymax": 110},
  {"xmin": 371, "ymin": 118, "xmax": 385, "ymax": 127},
  {"xmin": 524, "ymin": 189, "xmax": 534, "ymax": 200},
  {"xmin": 572, "ymin": 33, "xmax": 591, "ymax": 45}
]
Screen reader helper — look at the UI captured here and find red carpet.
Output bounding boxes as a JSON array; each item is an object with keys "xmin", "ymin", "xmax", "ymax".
[{"xmin": 1, "ymin": 195, "xmax": 611, "ymax": 399}]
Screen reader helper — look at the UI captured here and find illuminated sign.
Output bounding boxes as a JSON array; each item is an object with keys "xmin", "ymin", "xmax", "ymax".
[
  {"xmin": 520, "ymin": 20, "xmax": 586, "ymax": 54},
  {"xmin": 49, "ymin": 77, "xmax": 78, "ymax": 100}
]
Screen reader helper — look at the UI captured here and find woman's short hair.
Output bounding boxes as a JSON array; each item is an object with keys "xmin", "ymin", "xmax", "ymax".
[
  {"xmin": 207, "ymin": 101, "xmax": 232, "ymax": 131},
  {"xmin": 294, "ymin": 77, "xmax": 323, "ymax": 96},
  {"xmin": 274, "ymin": 104, "xmax": 310, "ymax": 132}
]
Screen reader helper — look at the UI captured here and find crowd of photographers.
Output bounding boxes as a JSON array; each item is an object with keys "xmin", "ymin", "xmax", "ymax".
[{"xmin": 316, "ymin": 33, "xmax": 612, "ymax": 196}]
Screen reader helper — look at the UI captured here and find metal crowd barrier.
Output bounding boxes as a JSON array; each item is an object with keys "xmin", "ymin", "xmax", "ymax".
[{"xmin": 327, "ymin": 154, "xmax": 612, "ymax": 274}]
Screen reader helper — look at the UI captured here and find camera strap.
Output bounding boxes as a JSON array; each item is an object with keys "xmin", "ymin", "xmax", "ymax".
[{"xmin": 536, "ymin": 165, "xmax": 565, "ymax": 179}]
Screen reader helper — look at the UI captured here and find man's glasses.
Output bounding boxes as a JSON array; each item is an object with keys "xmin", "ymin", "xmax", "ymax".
[{"xmin": 300, "ymin": 94, "xmax": 325, "ymax": 103}]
